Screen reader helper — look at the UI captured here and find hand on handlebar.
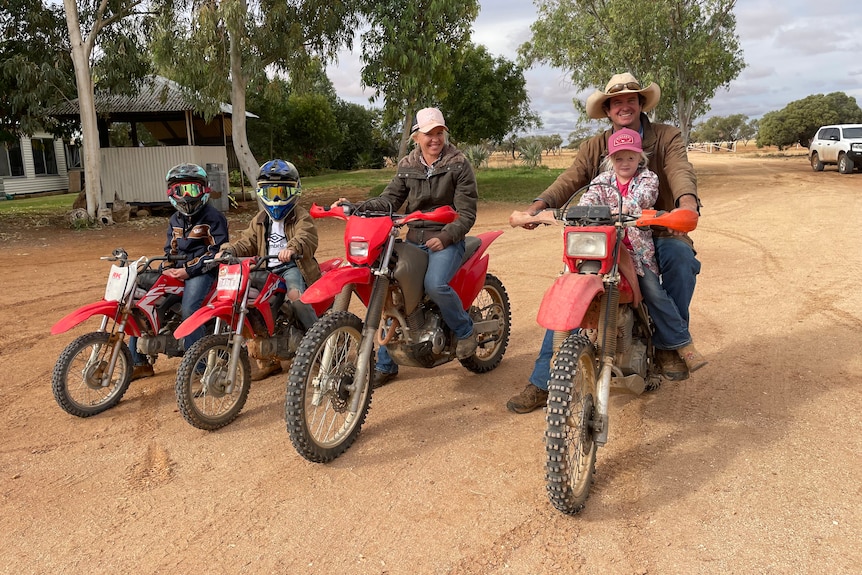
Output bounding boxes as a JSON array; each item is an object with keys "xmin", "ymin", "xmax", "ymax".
[
  {"xmin": 525, "ymin": 199, "xmax": 549, "ymax": 229},
  {"xmin": 163, "ymin": 267, "xmax": 189, "ymax": 280},
  {"xmin": 277, "ymin": 248, "xmax": 296, "ymax": 262}
]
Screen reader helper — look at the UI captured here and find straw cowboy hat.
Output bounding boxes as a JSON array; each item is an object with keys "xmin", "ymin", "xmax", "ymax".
[{"xmin": 585, "ymin": 72, "xmax": 661, "ymax": 120}]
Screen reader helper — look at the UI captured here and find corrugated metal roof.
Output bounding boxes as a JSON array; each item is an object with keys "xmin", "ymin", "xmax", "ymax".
[{"xmin": 50, "ymin": 76, "xmax": 255, "ymax": 117}]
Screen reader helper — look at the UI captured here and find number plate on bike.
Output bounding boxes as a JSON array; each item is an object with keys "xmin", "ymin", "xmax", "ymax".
[
  {"xmin": 217, "ymin": 264, "xmax": 242, "ymax": 297},
  {"xmin": 104, "ymin": 264, "xmax": 137, "ymax": 302}
]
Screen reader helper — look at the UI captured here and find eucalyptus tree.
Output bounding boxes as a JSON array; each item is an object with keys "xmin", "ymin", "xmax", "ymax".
[
  {"xmin": 520, "ymin": 0, "xmax": 745, "ymax": 144},
  {"xmin": 61, "ymin": 0, "xmax": 156, "ymax": 219},
  {"xmin": 152, "ymin": 0, "xmax": 360, "ymax": 186},
  {"xmin": 757, "ymin": 92, "xmax": 862, "ymax": 149},
  {"xmin": 358, "ymin": 0, "xmax": 478, "ymax": 159}
]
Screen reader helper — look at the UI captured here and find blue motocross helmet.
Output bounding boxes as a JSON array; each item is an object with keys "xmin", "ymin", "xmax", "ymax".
[
  {"xmin": 166, "ymin": 163, "xmax": 210, "ymax": 216},
  {"xmin": 257, "ymin": 159, "xmax": 301, "ymax": 221}
]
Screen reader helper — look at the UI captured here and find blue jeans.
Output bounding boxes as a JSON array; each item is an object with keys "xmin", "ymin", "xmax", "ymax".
[
  {"xmin": 654, "ymin": 236, "xmax": 700, "ymax": 329},
  {"xmin": 375, "ymin": 240, "xmax": 473, "ymax": 374},
  {"xmin": 280, "ymin": 263, "xmax": 316, "ymax": 331},
  {"xmin": 639, "ymin": 268, "xmax": 691, "ymax": 350},
  {"xmin": 528, "ymin": 237, "xmax": 700, "ymax": 389},
  {"xmin": 130, "ymin": 272, "xmax": 215, "ymax": 365}
]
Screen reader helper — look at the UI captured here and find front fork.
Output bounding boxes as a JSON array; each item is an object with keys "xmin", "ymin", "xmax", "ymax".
[
  {"xmin": 349, "ymin": 274, "xmax": 389, "ymax": 413},
  {"xmin": 593, "ymin": 287, "xmax": 619, "ymax": 446},
  {"xmin": 552, "ymin": 287, "xmax": 618, "ymax": 447},
  {"xmin": 92, "ymin": 315, "xmax": 124, "ymax": 388},
  {"xmin": 197, "ymin": 317, "xmax": 235, "ymax": 391}
]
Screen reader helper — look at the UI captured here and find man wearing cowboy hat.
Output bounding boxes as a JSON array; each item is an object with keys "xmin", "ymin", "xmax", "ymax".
[{"xmin": 507, "ymin": 72, "xmax": 706, "ymax": 414}]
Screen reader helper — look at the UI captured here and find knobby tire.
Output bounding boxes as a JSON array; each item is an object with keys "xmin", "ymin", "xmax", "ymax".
[
  {"xmin": 545, "ymin": 333, "xmax": 599, "ymax": 515},
  {"xmin": 285, "ymin": 311, "xmax": 371, "ymax": 463},
  {"xmin": 459, "ymin": 273, "xmax": 511, "ymax": 373},
  {"xmin": 175, "ymin": 334, "xmax": 251, "ymax": 430},
  {"xmin": 52, "ymin": 331, "xmax": 133, "ymax": 417}
]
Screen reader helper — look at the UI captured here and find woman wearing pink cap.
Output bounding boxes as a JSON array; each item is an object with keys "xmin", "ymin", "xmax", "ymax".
[{"xmin": 333, "ymin": 107, "xmax": 478, "ymax": 388}]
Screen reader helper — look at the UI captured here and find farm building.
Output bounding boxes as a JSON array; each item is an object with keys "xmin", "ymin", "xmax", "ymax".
[
  {"xmin": 1, "ymin": 132, "xmax": 71, "ymax": 197},
  {"xmin": 47, "ymin": 75, "xmax": 254, "ymax": 210}
]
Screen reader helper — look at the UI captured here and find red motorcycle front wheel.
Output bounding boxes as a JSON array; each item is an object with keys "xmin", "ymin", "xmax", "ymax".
[
  {"xmin": 175, "ymin": 334, "xmax": 252, "ymax": 431},
  {"xmin": 545, "ymin": 333, "xmax": 599, "ymax": 515},
  {"xmin": 52, "ymin": 331, "xmax": 133, "ymax": 417},
  {"xmin": 285, "ymin": 311, "xmax": 371, "ymax": 463}
]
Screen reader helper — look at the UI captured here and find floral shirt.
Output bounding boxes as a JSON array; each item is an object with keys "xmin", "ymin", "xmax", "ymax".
[{"xmin": 579, "ymin": 166, "xmax": 659, "ymax": 276}]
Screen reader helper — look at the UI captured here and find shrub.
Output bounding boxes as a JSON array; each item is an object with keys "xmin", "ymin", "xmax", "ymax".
[
  {"xmin": 464, "ymin": 145, "xmax": 490, "ymax": 169},
  {"xmin": 518, "ymin": 140, "xmax": 544, "ymax": 168}
]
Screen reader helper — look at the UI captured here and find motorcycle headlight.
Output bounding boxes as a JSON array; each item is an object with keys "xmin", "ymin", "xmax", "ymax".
[
  {"xmin": 565, "ymin": 231, "xmax": 607, "ymax": 259},
  {"xmin": 349, "ymin": 241, "xmax": 369, "ymax": 258}
]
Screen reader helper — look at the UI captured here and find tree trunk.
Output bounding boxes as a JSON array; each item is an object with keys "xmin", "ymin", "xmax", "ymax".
[
  {"xmin": 396, "ymin": 110, "xmax": 413, "ymax": 161},
  {"xmin": 228, "ymin": 29, "xmax": 258, "ymax": 187},
  {"xmin": 64, "ymin": 0, "xmax": 105, "ymax": 220}
]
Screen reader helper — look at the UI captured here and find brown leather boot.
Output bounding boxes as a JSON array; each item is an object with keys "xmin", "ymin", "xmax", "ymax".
[
  {"xmin": 678, "ymin": 344, "xmax": 708, "ymax": 373},
  {"xmin": 506, "ymin": 384, "xmax": 549, "ymax": 414},
  {"xmin": 251, "ymin": 359, "xmax": 283, "ymax": 381},
  {"xmin": 656, "ymin": 349, "xmax": 689, "ymax": 381},
  {"xmin": 131, "ymin": 364, "xmax": 154, "ymax": 381}
]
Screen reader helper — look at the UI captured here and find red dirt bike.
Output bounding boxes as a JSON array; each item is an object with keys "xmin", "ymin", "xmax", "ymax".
[
  {"xmin": 173, "ymin": 254, "xmax": 342, "ymax": 430},
  {"xmin": 285, "ymin": 201, "xmax": 511, "ymax": 463},
  {"xmin": 51, "ymin": 248, "xmax": 214, "ymax": 417},
  {"xmin": 510, "ymin": 188, "xmax": 698, "ymax": 515}
]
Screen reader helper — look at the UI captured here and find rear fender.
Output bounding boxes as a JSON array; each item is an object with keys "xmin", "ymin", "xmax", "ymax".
[
  {"xmin": 537, "ymin": 274, "xmax": 605, "ymax": 331},
  {"xmin": 450, "ymin": 230, "xmax": 503, "ymax": 308},
  {"xmin": 302, "ymin": 266, "xmax": 372, "ymax": 306},
  {"xmin": 51, "ymin": 300, "xmax": 143, "ymax": 336}
]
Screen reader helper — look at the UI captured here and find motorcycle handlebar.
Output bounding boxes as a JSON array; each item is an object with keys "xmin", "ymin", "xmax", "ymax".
[
  {"xmin": 310, "ymin": 202, "xmax": 458, "ymax": 226},
  {"xmin": 99, "ymin": 249, "xmax": 187, "ymax": 267},
  {"xmin": 509, "ymin": 206, "xmax": 697, "ymax": 233}
]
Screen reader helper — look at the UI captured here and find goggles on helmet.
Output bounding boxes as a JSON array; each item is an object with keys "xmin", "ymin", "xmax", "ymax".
[
  {"xmin": 257, "ymin": 183, "xmax": 299, "ymax": 204},
  {"xmin": 168, "ymin": 182, "xmax": 206, "ymax": 198}
]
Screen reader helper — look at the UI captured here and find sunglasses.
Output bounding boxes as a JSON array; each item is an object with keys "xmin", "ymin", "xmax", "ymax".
[
  {"xmin": 257, "ymin": 184, "xmax": 298, "ymax": 202},
  {"xmin": 607, "ymin": 81, "xmax": 641, "ymax": 94},
  {"xmin": 168, "ymin": 182, "xmax": 206, "ymax": 198}
]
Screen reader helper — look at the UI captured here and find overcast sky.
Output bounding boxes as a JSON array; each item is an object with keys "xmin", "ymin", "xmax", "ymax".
[{"xmin": 326, "ymin": 0, "xmax": 862, "ymax": 139}]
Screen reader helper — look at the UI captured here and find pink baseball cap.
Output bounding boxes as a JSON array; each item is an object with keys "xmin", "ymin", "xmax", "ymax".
[
  {"xmin": 412, "ymin": 107, "xmax": 448, "ymax": 134},
  {"xmin": 607, "ymin": 128, "xmax": 643, "ymax": 155}
]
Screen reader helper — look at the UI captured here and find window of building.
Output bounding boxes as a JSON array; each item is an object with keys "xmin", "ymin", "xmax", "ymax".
[
  {"xmin": 0, "ymin": 141, "xmax": 25, "ymax": 177},
  {"xmin": 65, "ymin": 142, "xmax": 82, "ymax": 169},
  {"xmin": 32, "ymin": 138, "xmax": 58, "ymax": 175}
]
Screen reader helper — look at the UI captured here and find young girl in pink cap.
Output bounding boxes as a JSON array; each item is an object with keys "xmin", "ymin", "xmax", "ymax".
[{"xmin": 580, "ymin": 127, "xmax": 659, "ymax": 280}]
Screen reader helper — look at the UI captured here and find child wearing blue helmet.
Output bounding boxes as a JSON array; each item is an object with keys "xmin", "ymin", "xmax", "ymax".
[{"xmin": 220, "ymin": 159, "xmax": 321, "ymax": 380}]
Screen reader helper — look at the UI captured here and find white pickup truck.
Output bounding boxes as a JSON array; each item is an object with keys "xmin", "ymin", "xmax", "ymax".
[{"xmin": 809, "ymin": 124, "xmax": 862, "ymax": 174}]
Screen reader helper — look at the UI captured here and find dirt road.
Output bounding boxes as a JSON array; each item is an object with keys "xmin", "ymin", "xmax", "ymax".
[{"xmin": 1, "ymin": 152, "xmax": 860, "ymax": 574}]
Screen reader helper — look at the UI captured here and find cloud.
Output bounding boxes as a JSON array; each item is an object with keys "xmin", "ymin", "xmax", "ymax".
[{"xmin": 326, "ymin": 0, "xmax": 862, "ymax": 135}]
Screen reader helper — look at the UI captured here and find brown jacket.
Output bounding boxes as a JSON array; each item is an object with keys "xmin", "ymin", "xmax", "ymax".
[
  {"xmin": 540, "ymin": 115, "xmax": 699, "ymax": 243},
  {"xmin": 223, "ymin": 205, "xmax": 321, "ymax": 286},
  {"xmin": 362, "ymin": 143, "xmax": 477, "ymax": 247}
]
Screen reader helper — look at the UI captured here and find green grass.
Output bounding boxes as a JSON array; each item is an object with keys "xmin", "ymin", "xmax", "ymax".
[
  {"xmin": 475, "ymin": 166, "xmax": 565, "ymax": 202},
  {"xmin": 301, "ymin": 169, "xmax": 397, "ymax": 193},
  {"xmin": 0, "ymin": 193, "xmax": 77, "ymax": 214}
]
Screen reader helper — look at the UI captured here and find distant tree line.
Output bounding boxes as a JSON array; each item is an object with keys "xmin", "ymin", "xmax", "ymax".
[{"xmin": 689, "ymin": 92, "xmax": 862, "ymax": 151}]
